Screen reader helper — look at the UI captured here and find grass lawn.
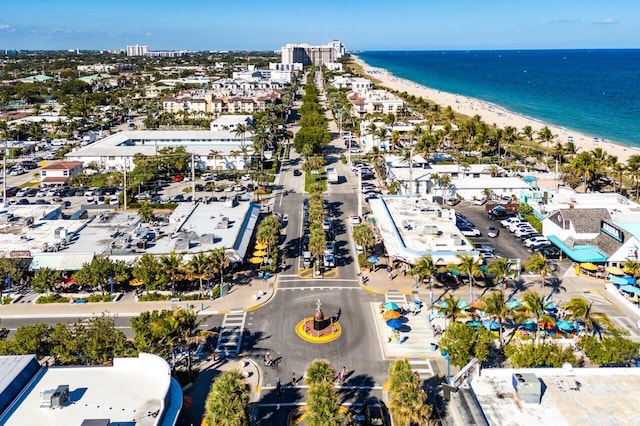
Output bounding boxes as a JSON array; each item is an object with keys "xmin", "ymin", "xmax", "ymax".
[{"xmin": 304, "ymin": 170, "xmax": 327, "ymax": 193}]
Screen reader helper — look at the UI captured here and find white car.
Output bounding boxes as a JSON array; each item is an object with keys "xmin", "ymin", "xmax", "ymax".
[
  {"xmin": 36, "ymin": 189, "xmax": 48, "ymax": 197},
  {"xmin": 473, "ymin": 198, "xmax": 487, "ymax": 206},
  {"xmin": 350, "ymin": 215, "xmax": 362, "ymax": 225},
  {"xmin": 84, "ymin": 187, "xmax": 97, "ymax": 196},
  {"xmin": 46, "ymin": 188, "xmax": 57, "ymax": 197},
  {"xmin": 524, "ymin": 236, "xmax": 550, "ymax": 248},
  {"xmin": 9, "ymin": 168, "xmax": 25, "ymax": 176},
  {"xmin": 514, "ymin": 226, "xmax": 537, "ymax": 237},
  {"xmin": 460, "ymin": 227, "xmax": 482, "ymax": 237},
  {"xmin": 241, "ymin": 174, "xmax": 251, "ymax": 181},
  {"xmin": 501, "ymin": 217, "xmax": 520, "ymax": 228},
  {"xmin": 85, "ymin": 197, "xmax": 97, "ymax": 205},
  {"xmin": 109, "ymin": 195, "xmax": 120, "ymax": 206},
  {"xmin": 509, "ymin": 222, "xmax": 530, "ymax": 232}
]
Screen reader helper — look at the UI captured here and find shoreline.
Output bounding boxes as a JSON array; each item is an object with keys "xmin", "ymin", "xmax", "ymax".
[{"xmin": 352, "ymin": 56, "xmax": 640, "ymax": 164}]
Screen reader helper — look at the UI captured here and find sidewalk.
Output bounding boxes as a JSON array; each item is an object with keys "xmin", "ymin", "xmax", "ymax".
[{"xmin": 0, "ymin": 275, "xmax": 276, "ymax": 319}]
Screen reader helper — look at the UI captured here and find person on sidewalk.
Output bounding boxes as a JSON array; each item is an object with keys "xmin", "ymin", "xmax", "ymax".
[{"xmin": 291, "ymin": 372, "xmax": 297, "ymax": 385}]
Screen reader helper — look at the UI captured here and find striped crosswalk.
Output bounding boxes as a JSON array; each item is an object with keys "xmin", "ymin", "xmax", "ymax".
[
  {"xmin": 408, "ymin": 359, "xmax": 435, "ymax": 379},
  {"xmin": 215, "ymin": 310, "xmax": 246, "ymax": 357}
]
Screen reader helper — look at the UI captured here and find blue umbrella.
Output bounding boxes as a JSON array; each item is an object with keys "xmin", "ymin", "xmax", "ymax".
[
  {"xmin": 521, "ymin": 319, "xmax": 538, "ymax": 331},
  {"xmin": 383, "ymin": 302, "xmax": 399, "ymax": 310},
  {"xmin": 544, "ymin": 301, "xmax": 556, "ymax": 310},
  {"xmin": 507, "ymin": 300, "xmax": 522, "ymax": 309},
  {"xmin": 367, "ymin": 256, "xmax": 380, "ymax": 264},
  {"xmin": 622, "ymin": 276, "xmax": 636, "ymax": 285},
  {"xmin": 482, "ymin": 320, "xmax": 500, "ymax": 331},
  {"xmin": 620, "ymin": 285, "xmax": 640, "ymax": 296},
  {"xmin": 610, "ymin": 275, "xmax": 628, "ymax": 286},
  {"xmin": 556, "ymin": 320, "xmax": 575, "ymax": 332},
  {"xmin": 466, "ymin": 320, "xmax": 481, "ymax": 330},
  {"xmin": 457, "ymin": 300, "xmax": 471, "ymax": 310},
  {"xmin": 435, "ymin": 300, "xmax": 448, "ymax": 308},
  {"xmin": 386, "ymin": 318, "xmax": 403, "ymax": 329}
]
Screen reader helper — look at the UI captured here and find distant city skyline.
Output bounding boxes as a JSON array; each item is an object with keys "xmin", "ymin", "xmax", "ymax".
[{"xmin": 2, "ymin": 0, "xmax": 639, "ymax": 51}]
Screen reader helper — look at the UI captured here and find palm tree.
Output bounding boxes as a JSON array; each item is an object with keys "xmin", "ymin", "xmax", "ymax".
[
  {"xmin": 521, "ymin": 125, "xmax": 535, "ymax": 141},
  {"xmin": 399, "ymin": 147, "xmax": 415, "ymax": 194},
  {"xmin": 487, "ymin": 257, "xmax": 513, "ymax": 290},
  {"xmin": 187, "ymin": 252, "xmax": 209, "ymax": 293},
  {"xmin": 209, "ymin": 247, "xmax": 230, "ymax": 287},
  {"xmin": 137, "ymin": 200, "xmax": 154, "ymax": 223},
  {"xmin": 537, "ymin": 126, "xmax": 555, "ymax": 163},
  {"xmin": 519, "ymin": 290, "xmax": 555, "ymax": 341},
  {"xmin": 207, "ymin": 149, "xmax": 221, "ymax": 170},
  {"xmin": 621, "ymin": 258, "xmax": 640, "ymax": 281},
  {"xmin": 562, "ymin": 296, "xmax": 611, "ymax": 337},
  {"xmin": 160, "ymin": 251, "xmax": 184, "ymax": 295},
  {"xmin": 352, "ymin": 224, "xmax": 375, "ymax": 259},
  {"xmin": 482, "ymin": 290, "xmax": 512, "ymax": 348},
  {"xmin": 412, "ymin": 255, "xmax": 440, "ymax": 306},
  {"xmin": 524, "ymin": 252, "xmax": 553, "ymax": 299},
  {"xmin": 305, "ymin": 359, "xmax": 336, "ymax": 385},
  {"xmin": 388, "ymin": 359, "xmax": 431, "ymax": 426},
  {"xmin": 203, "ymin": 370, "xmax": 249, "ymax": 426},
  {"xmin": 434, "ymin": 294, "xmax": 463, "ymax": 327},
  {"xmin": 454, "ymin": 253, "xmax": 483, "ymax": 302}
]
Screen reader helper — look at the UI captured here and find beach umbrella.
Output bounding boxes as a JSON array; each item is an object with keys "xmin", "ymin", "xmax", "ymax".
[
  {"xmin": 383, "ymin": 310, "xmax": 401, "ymax": 320},
  {"xmin": 457, "ymin": 300, "xmax": 471, "ymax": 310},
  {"xmin": 621, "ymin": 285, "xmax": 640, "ymax": 296},
  {"xmin": 507, "ymin": 300, "xmax": 522, "ymax": 309},
  {"xmin": 471, "ymin": 300, "xmax": 486, "ymax": 309},
  {"xmin": 556, "ymin": 320, "xmax": 575, "ymax": 332},
  {"xmin": 383, "ymin": 302, "xmax": 399, "ymax": 311},
  {"xmin": 580, "ymin": 263, "xmax": 598, "ymax": 271},
  {"xmin": 610, "ymin": 275, "xmax": 628, "ymax": 286},
  {"xmin": 435, "ymin": 300, "xmax": 448, "ymax": 308},
  {"xmin": 255, "ymin": 242, "xmax": 267, "ymax": 250},
  {"xmin": 386, "ymin": 318, "xmax": 403, "ymax": 329},
  {"xmin": 253, "ymin": 250, "xmax": 267, "ymax": 257},
  {"xmin": 606, "ymin": 266, "xmax": 625, "ymax": 276},
  {"xmin": 521, "ymin": 319, "xmax": 538, "ymax": 331},
  {"xmin": 466, "ymin": 320, "xmax": 482, "ymax": 330},
  {"xmin": 482, "ymin": 320, "xmax": 500, "ymax": 331},
  {"xmin": 249, "ymin": 257, "xmax": 263, "ymax": 264},
  {"xmin": 544, "ymin": 301, "xmax": 556, "ymax": 310},
  {"xmin": 622, "ymin": 276, "xmax": 636, "ymax": 285},
  {"xmin": 367, "ymin": 256, "xmax": 380, "ymax": 264}
]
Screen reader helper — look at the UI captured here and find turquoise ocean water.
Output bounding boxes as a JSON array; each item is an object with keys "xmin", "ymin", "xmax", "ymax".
[{"xmin": 358, "ymin": 50, "xmax": 640, "ymax": 149}]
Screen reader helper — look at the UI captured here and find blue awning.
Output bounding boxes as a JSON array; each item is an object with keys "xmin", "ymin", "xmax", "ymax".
[
  {"xmin": 547, "ymin": 235, "xmax": 608, "ymax": 262},
  {"xmin": 610, "ymin": 275, "xmax": 628, "ymax": 286}
]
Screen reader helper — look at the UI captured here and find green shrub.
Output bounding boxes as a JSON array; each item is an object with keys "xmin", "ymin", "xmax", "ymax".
[
  {"xmin": 36, "ymin": 294, "xmax": 71, "ymax": 304},
  {"xmin": 181, "ymin": 293, "xmax": 209, "ymax": 301},
  {"xmin": 87, "ymin": 294, "xmax": 111, "ymax": 302},
  {"xmin": 340, "ymin": 154, "xmax": 347, "ymax": 164},
  {"xmin": 138, "ymin": 292, "xmax": 170, "ymax": 302}
]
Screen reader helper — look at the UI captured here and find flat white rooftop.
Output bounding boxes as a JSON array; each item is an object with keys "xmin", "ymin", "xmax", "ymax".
[
  {"xmin": 368, "ymin": 195, "xmax": 476, "ymax": 265},
  {"xmin": 1, "ymin": 353, "xmax": 180, "ymax": 426},
  {"xmin": 469, "ymin": 367, "xmax": 640, "ymax": 426}
]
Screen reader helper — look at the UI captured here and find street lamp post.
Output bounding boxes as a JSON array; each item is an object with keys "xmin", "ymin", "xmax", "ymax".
[
  {"xmin": 109, "ymin": 276, "xmax": 113, "ymax": 301},
  {"xmin": 442, "ymin": 352, "xmax": 451, "ymax": 384}
]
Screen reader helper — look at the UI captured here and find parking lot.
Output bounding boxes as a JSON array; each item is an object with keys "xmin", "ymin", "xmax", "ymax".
[{"xmin": 450, "ymin": 201, "xmax": 571, "ymax": 273}]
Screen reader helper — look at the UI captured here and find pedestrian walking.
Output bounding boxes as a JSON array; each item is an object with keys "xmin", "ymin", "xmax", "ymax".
[
  {"xmin": 276, "ymin": 377, "xmax": 282, "ymax": 397},
  {"xmin": 291, "ymin": 372, "xmax": 297, "ymax": 385}
]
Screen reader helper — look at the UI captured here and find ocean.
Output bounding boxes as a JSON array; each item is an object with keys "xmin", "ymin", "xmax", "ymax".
[{"xmin": 358, "ymin": 50, "xmax": 640, "ymax": 150}]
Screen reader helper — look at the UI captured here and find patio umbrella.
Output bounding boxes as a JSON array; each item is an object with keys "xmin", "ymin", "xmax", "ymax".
[
  {"xmin": 482, "ymin": 320, "xmax": 500, "ymax": 331},
  {"xmin": 620, "ymin": 285, "xmax": 640, "ymax": 296},
  {"xmin": 383, "ymin": 302, "xmax": 399, "ymax": 311},
  {"xmin": 457, "ymin": 300, "xmax": 471, "ymax": 310},
  {"xmin": 556, "ymin": 320, "xmax": 575, "ymax": 332},
  {"xmin": 507, "ymin": 300, "xmax": 522, "ymax": 309},
  {"xmin": 466, "ymin": 320, "xmax": 482, "ymax": 330},
  {"xmin": 249, "ymin": 257, "xmax": 263, "ymax": 264},
  {"xmin": 383, "ymin": 310, "xmax": 401, "ymax": 320},
  {"xmin": 255, "ymin": 242, "xmax": 267, "ymax": 250},
  {"xmin": 580, "ymin": 262, "xmax": 598, "ymax": 271},
  {"xmin": 367, "ymin": 256, "xmax": 380, "ymax": 264},
  {"xmin": 610, "ymin": 275, "xmax": 628, "ymax": 286},
  {"xmin": 606, "ymin": 266, "xmax": 624, "ymax": 276},
  {"xmin": 471, "ymin": 300, "xmax": 486, "ymax": 309},
  {"xmin": 622, "ymin": 276, "xmax": 636, "ymax": 285},
  {"xmin": 253, "ymin": 250, "xmax": 267, "ymax": 257},
  {"xmin": 544, "ymin": 301, "xmax": 556, "ymax": 310},
  {"xmin": 521, "ymin": 319, "xmax": 538, "ymax": 331},
  {"xmin": 386, "ymin": 318, "xmax": 403, "ymax": 329},
  {"xmin": 435, "ymin": 300, "xmax": 448, "ymax": 308}
]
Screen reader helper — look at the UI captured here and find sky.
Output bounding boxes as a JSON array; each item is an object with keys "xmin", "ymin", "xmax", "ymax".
[{"xmin": 2, "ymin": 0, "xmax": 639, "ymax": 51}]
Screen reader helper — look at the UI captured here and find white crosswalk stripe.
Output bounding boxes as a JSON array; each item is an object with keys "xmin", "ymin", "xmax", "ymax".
[
  {"xmin": 385, "ymin": 290, "xmax": 408, "ymax": 305},
  {"xmin": 216, "ymin": 311, "xmax": 247, "ymax": 357}
]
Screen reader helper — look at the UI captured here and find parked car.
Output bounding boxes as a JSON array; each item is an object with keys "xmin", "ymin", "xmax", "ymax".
[
  {"xmin": 173, "ymin": 174, "xmax": 184, "ymax": 182},
  {"xmin": 364, "ymin": 397, "xmax": 386, "ymax": 426},
  {"xmin": 293, "ymin": 169, "xmax": 302, "ymax": 176},
  {"xmin": 172, "ymin": 194, "xmax": 184, "ymax": 203},
  {"xmin": 487, "ymin": 226, "xmax": 499, "ymax": 238},
  {"xmin": 460, "ymin": 226, "xmax": 481, "ymax": 237},
  {"xmin": 25, "ymin": 188, "xmax": 38, "ymax": 197},
  {"xmin": 325, "ymin": 241, "xmax": 335, "ymax": 255},
  {"xmin": 322, "ymin": 218, "xmax": 332, "ymax": 231},
  {"xmin": 323, "ymin": 253, "xmax": 335, "ymax": 268},
  {"xmin": 350, "ymin": 215, "xmax": 362, "ymax": 225},
  {"xmin": 514, "ymin": 226, "xmax": 537, "ymax": 237},
  {"xmin": 473, "ymin": 198, "xmax": 487, "ymax": 206},
  {"xmin": 524, "ymin": 236, "xmax": 550, "ymax": 248},
  {"xmin": 539, "ymin": 247, "xmax": 562, "ymax": 259},
  {"xmin": 445, "ymin": 198, "xmax": 461, "ymax": 206},
  {"xmin": 501, "ymin": 217, "xmax": 520, "ymax": 228}
]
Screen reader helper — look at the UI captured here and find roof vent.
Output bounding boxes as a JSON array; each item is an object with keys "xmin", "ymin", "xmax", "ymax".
[{"xmin": 41, "ymin": 384, "xmax": 69, "ymax": 409}]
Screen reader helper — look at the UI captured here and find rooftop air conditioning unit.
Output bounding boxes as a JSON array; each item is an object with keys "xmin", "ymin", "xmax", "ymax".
[
  {"xmin": 512, "ymin": 373, "xmax": 541, "ymax": 404},
  {"xmin": 41, "ymin": 384, "xmax": 69, "ymax": 409}
]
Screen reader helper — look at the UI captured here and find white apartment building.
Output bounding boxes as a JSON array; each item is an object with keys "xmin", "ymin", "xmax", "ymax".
[
  {"xmin": 332, "ymin": 76, "xmax": 373, "ymax": 93},
  {"xmin": 348, "ymin": 89, "xmax": 404, "ymax": 118},
  {"xmin": 126, "ymin": 44, "xmax": 148, "ymax": 56},
  {"xmin": 280, "ymin": 39, "xmax": 344, "ymax": 65}
]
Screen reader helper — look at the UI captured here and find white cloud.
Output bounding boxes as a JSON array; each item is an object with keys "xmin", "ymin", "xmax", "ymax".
[
  {"xmin": 146, "ymin": 32, "xmax": 153, "ymax": 36},
  {"xmin": 0, "ymin": 24, "xmax": 10, "ymax": 30}
]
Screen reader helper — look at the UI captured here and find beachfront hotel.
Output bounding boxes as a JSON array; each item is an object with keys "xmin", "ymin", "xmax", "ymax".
[{"xmin": 280, "ymin": 39, "xmax": 345, "ymax": 66}]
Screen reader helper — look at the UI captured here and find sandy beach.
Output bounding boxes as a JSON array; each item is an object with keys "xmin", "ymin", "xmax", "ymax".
[{"xmin": 352, "ymin": 56, "xmax": 640, "ymax": 164}]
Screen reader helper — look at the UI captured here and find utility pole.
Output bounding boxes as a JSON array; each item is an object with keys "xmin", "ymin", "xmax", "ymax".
[
  {"xmin": 191, "ymin": 152, "xmax": 196, "ymax": 203},
  {"xmin": 2, "ymin": 140, "xmax": 7, "ymax": 207}
]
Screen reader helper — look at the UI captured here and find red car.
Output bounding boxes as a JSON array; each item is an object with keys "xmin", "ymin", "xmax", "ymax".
[{"xmin": 173, "ymin": 174, "xmax": 184, "ymax": 182}]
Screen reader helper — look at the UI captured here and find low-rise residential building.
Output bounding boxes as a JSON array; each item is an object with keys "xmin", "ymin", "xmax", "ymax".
[
  {"xmin": 39, "ymin": 161, "xmax": 84, "ymax": 187},
  {"xmin": 331, "ymin": 75, "xmax": 373, "ymax": 93},
  {"xmin": 348, "ymin": 89, "xmax": 404, "ymax": 118}
]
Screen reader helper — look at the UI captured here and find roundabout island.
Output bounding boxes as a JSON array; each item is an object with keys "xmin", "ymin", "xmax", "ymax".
[{"xmin": 295, "ymin": 300, "xmax": 342, "ymax": 344}]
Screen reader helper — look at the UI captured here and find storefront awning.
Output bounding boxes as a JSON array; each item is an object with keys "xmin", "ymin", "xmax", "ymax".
[{"xmin": 548, "ymin": 235, "xmax": 608, "ymax": 263}]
